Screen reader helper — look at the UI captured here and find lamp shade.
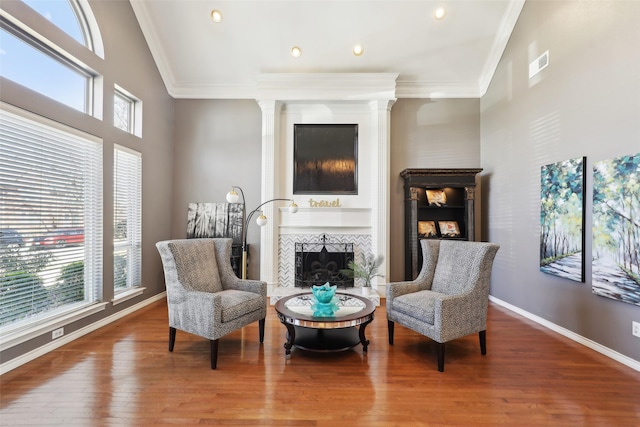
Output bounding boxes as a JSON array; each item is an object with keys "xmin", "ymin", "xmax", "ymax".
[
  {"xmin": 289, "ymin": 202, "xmax": 299, "ymax": 213},
  {"xmin": 256, "ymin": 212, "xmax": 268, "ymax": 226},
  {"xmin": 226, "ymin": 189, "xmax": 239, "ymax": 203}
]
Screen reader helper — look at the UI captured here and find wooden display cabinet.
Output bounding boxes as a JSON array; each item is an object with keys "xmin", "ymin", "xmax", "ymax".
[{"xmin": 400, "ymin": 168, "xmax": 482, "ymax": 280}]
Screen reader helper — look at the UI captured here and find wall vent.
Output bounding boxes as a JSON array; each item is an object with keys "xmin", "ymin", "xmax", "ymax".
[{"xmin": 529, "ymin": 50, "xmax": 549, "ymax": 78}]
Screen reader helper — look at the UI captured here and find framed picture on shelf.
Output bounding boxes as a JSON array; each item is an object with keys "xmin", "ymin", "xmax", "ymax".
[
  {"xmin": 438, "ymin": 220, "xmax": 461, "ymax": 238},
  {"xmin": 426, "ymin": 189, "xmax": 447, "ymax": 206},
  {"xmin": 418, "ymin": 220, "xmax": 438, "ymax": 238}
]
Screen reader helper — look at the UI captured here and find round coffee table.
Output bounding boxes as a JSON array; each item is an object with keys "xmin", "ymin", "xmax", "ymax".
[{"xmin": 274, "ymin": 292, "xmax": 375, "ymax": 357}]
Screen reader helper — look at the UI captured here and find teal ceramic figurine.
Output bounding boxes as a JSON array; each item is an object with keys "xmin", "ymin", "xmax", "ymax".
[{"xmin": 311, "ymin": 282, "xmax": 337, "ymax": 304}]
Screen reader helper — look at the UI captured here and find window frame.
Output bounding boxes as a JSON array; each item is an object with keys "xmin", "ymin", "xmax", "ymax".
[
  {"xmin": 0, "ymin": 4, "xmax": 97, "ymax": 115},
  {"xmin": 0, "ymin": 102, "xmax": 107, "ymax": 348},
  {"xmin": 112, "ymin": 144, "xmax": 143, "ymax": 304}
]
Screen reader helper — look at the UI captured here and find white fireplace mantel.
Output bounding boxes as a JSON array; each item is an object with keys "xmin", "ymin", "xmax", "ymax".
[{"xmin": 255, "ymin": 73, "xmax": 397, "ymax": 294}]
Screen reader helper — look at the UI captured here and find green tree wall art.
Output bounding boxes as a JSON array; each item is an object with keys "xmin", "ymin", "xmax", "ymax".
[
  {"xmin": 592, "ymin": 153, "xmax": 640, "ymax": 306},
  {"xmin": 540, "ymin": 157, "xmax": 586, "ymax": 282}
]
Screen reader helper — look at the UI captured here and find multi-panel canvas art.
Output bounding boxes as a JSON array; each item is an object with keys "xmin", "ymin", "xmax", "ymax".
[
  {"xmin": 186, "ymin": 203, "xmax": 243, "ymax": 244},
  {"xmin": 592, "ymin": 153, "xmax": 640, "ymax": 306},
  {"xmin": 539, "ymin": 157, "xmax": 586, "ymax": 282}
]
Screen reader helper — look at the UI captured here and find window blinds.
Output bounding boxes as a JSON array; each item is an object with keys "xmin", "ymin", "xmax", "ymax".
[
  {"xmin": 0, "ymin": 105, "xmax": 103, "ymax": 329},
  {"xmin": 113, "ymin": 145, "xmax": 141, "ymax": 292}
]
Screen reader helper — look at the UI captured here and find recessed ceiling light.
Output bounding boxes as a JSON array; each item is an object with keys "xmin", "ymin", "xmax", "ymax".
[
  {"xmin": 291, "ymin": 46, "xmax": 302, "ymax": 58},
  {"xmin": 434, "ymin": 7, "xmax": 446, "ymax": 20},
  {"xmin": 353, "ymin": 45, "xmax": 364, "ymax": 56},
  {"xmin": 210, "ymin": 9, "xmax": 222, "ymax": 23}
]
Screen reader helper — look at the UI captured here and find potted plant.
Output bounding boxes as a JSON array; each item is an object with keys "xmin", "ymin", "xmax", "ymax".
[{"xmin": 346, "ymin": 253, "xmax": 384, "ymax": 295}]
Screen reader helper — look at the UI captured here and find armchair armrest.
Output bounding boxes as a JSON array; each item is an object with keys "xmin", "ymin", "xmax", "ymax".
[
  {"xmin": 223, "ymin": 276, "xmax": 267, "ymax": 298},
  {"xmin": 386, "ymin": 281, "xmax": 423, "ymax": 300},
  {"xmin": 432, "ymin": 291, "xmax": 489, "ymax": 342}
]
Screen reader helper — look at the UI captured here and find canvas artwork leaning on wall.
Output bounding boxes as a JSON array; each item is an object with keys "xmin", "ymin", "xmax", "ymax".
[
  {"xmin": 186, "ymin": 203, "xmax": 243, "ymax": 244},
  {"xmin": 592, "ymin": 153, "xmax": 640, "ymax": 306}
]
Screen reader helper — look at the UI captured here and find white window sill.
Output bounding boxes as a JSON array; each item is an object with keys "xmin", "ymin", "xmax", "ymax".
[
  {"xmin": 112, "ymin": 287, "xmax": 145, "ymax": 306},
  {"xmin": 0, "ymin": 302, "xmax": 109, "ymax": 350}
]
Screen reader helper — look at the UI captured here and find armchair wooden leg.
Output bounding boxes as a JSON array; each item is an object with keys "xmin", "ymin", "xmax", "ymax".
[
  {"xmin": 168, "ymin": 327, "xmax": 176, "ymax": 352},
  {"xmin": 479, "ymin": 330, "xmax": 487, "ymax": 355},
  {"xmin": 436, "ymin": 342, "xmax": 445, "ymax": 372},
  {"xmin": 388, "ymin": 320, "xmax": 395, "ymax": 345},
  {"xmin": 259, "ymin": 318, "xmax": 265, "ymax": 343},
  {"xmin": 210, "ymin": 339, "xmax": 219, "ymax": 369}
]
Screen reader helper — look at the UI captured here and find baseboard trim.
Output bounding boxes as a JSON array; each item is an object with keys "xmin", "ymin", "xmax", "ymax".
[
  {"xmin": 489, "ymin": 295, "xmax": 640, "ymax": 372},
  {"xmin": 0, "ymin": 292, "xmax": 167, "ymax": 375}
]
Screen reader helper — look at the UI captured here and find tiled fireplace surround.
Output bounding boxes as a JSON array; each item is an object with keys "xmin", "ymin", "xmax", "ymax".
[{"xmin": 254, "ymin": 73, "xmax": 397, "ymax": 304}]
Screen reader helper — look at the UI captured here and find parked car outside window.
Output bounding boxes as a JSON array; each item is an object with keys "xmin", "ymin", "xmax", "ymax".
[
  {"xmin": 33, "ymin": 228, "xmax": 84, "ymax": 247},
  {"xmin": 0, "ymin": 229, "xmax": 24, "ymax": 247}
]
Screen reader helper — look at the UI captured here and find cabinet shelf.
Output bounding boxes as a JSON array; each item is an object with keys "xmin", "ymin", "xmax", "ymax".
[{"xmin": 401, "ymin": 168, "xmax": 482, "ymax": 280}]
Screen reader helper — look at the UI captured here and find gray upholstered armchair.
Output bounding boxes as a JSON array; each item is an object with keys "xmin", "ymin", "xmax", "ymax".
[
  {"xmin": 156, "ymin": 238, "xmax": 267, "ymax": 369},
  {"xmin": 386, "ymin": 239, "xmax": 499, "ymax": 372}
]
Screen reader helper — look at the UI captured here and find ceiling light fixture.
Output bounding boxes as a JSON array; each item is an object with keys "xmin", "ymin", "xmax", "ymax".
[
  {"xmin": 352, "ymin": 45, "xmax": 364, "ymax": 56},
  {"xmin": 434, "ymin": 7, "xmax": 446, "ymax": 20},
  {"xmin": 210, "ymin": 9, "xmax": 222, "ymax": 23},
  {"xmin": 291, "ymin": 46, "xmax": 302, "ymax": 58}
]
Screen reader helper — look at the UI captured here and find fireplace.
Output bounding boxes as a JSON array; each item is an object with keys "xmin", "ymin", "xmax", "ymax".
[{"xmin": 294, "ymin": 235, "xmax": 354, "ymax": 288}]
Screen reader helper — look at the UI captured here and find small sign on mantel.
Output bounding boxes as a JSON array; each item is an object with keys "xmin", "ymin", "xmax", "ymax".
[{"xmin": 308, "ymin": 198, "xmax": 342, "ymax": 208}]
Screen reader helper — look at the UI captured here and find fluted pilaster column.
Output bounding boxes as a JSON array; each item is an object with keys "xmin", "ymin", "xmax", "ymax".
[
  {"xmin": 257, "ymin": 100, "xmax": 283, "ymax": 284},
  {"xmin": 369, "ymin": 99, "xmax": 395, "ymax": 291}
]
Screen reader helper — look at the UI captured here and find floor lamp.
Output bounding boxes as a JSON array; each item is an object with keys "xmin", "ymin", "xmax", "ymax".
[{"xmin": 226, "ymin": 186, "xmax": 298, "ymax": 279}]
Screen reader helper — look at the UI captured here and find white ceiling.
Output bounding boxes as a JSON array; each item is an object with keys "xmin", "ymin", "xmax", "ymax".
[{"xmin": 130, "ymin": 0, "xmax": 525, "ymax": 99}]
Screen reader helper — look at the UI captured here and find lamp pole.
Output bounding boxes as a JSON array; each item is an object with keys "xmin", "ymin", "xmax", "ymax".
[{"xmin": 227, "ymin": 186, "xmax": 297, "ymax": 279}]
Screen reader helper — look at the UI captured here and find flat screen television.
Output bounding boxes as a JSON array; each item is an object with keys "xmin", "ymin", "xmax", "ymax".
[{"xmin": 293, "ymin": 124, "xmax": 358, "ymax": 195}]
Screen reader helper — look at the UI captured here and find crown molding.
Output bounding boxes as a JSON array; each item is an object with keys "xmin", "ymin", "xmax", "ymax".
[
  {"xmin": 478, "ymin": 0, "xmax": 526, "ymax": 96},
  {"xmin": 129, "ymin": 0, "xmax": 177, "ymax": 93},
  {"xmin": 255, "ymin": 73, "xmax": 399, "ymax": 101}
]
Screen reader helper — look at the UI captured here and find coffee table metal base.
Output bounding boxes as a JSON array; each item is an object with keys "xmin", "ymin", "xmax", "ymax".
[{"xmin": 283, "ymin": 321, "xmax": 372, "ymax": 355}]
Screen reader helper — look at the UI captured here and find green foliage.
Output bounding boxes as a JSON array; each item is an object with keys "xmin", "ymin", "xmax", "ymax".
[
  {"xmin": 0, "ymin": 270, "xmax": 49, "ymax": 325},
  {"xmin": 51, "ymin": 260, "xmax": 85, "ymax": 305},
  {"xmin": 114, "ymin": 253, "xmax": 128, "ymax": 290},
  {"xmin": 346, "ymin": 253, "xmax": 384, "ymax": 287}
]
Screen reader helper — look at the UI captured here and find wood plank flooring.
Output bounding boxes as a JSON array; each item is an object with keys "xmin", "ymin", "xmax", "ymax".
[{"xmin": 1, "ymin": 299, "xmax": 639, "ymax": 426}]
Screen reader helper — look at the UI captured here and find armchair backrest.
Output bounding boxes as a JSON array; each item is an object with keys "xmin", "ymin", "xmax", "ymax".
[
  {"xmin": 431, "ymin": 241, "xmax": 499, "ymax": 296},
  {"xmin": 156, "ymin": 238, "xmax": 235, "ymax": 294},
  {"xmin": 416, "ymin": 239, "xmax": 440, "ymax": 289}
]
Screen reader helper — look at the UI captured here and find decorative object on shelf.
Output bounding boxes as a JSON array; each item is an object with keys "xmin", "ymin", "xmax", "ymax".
[
  {"xmin": 592, "ymin": 152, "xmax": 640, "ymax": 306},
  {"xmin": 438, "ymin": 221, "xmax": 461, "ymax": 238},
  {"xmin": 426, "ymin": 189, "xmax": 447, "ymax": 206},
  {"xmin": 226, "ymin": 186, "xmax": 298, "ymax": 279},
  {"xmin": 346, "ymin": 253, "xmax": 384, "ymax": 290},
  {"xmin": 307, "ymin": 198, "xmax": 342, "ymax": 207},
  {"xmin": 311, "ymin": 282, "xmax": 337, "ymax": 303},
  {"xmin": 418, "ymin": 220, "xmax": 438, "ymax": 238},
  {"xmin": 539, "ymin": 157, "xmax": 585, "ymax": 283}
]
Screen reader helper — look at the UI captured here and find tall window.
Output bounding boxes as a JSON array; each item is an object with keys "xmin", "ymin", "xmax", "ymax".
[
  {"xmin": 113, "ymin": 146, "xmax": 142, "ymax": 293},
  {"xmin": 0, "ymin": 105, "xmax": 103, "ymax": 329},
  {"xmin": 0, "ymin": 27, "xmax": 91, "ymax": 113}
]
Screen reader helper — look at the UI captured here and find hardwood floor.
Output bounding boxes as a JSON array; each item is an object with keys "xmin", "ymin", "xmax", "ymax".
[{"xmin": 1, "ymin": 299, "xmax": 639, "ymax": 426}]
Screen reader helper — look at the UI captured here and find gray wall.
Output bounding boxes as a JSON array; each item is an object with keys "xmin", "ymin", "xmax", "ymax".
[
  {"xmin": 481, "ymin": 0, "xmax": 640, "ymax": 361},
  {"xmin": 0, "ymin": 1, "xmax": 174, "ymax": 364},
  {"xmin": 390, "ymin": 99, "xmax": 481, "ymax": 281},
  {"xmin": 172, "ymin": 100, "xmax": 263, "ymax": 278}
]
